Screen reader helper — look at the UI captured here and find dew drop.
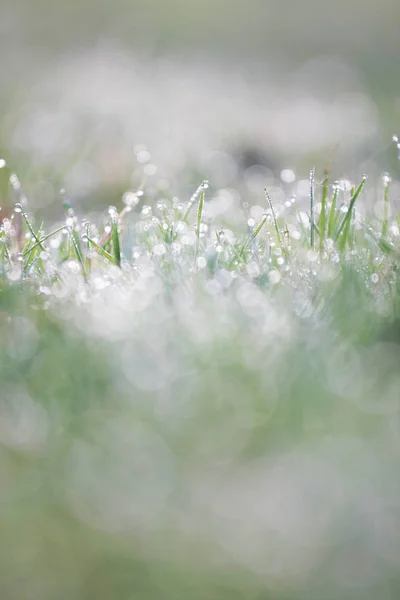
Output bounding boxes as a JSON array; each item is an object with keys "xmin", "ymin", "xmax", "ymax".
[
  {"xmin": 383, "ymin": 173, "xmax": 391, "ymax": 186},
  {"xmin": 108, "ymin": 206, "xmax": 118, "ymax": 221},
  {"xmin": 123, "ymin": 192, "xmax": 140, "ymax": 207}
]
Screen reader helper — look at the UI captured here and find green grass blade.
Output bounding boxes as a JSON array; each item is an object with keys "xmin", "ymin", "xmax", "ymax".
[
  {"xmin": 334, "ymin": 176, "xmax": 367, "ymax": 245},
  {"xmin": 327, "ymin": 185, "xmax": 339, "ymax": 240},
  {"xmin": 68, "ymin": 228, "xmax": 88, "ymax": 282},
  {"xmin": 309, "ymin": 168, "xmax": 315, "ymax": 249},
  {"xmin": 86, "ymin": 237, "xmax": 117, "ymax": 265},
  {"xmin": 381, "ymin": 174, "xmax": 391, "ymax": 239},
  {"xmin": 196, "ymin": 188, "xmax": 205, "ymax": 252},
  {"xmin": 183, "ymin": 180, "xmax": 209, "ymax": 223},
  {"xmin": 265, "ymin": 189, "xmax": 281, "ymax": 246},
  {"xmin": 240, "ymin": 213, "xmax": 267, "ymax": 256},
  {"xmin": 109, "ymin": 207, "xmax": 121, "ymax": 267},
  {"xmin": 17, "ymin": 204, "xmax": 47, "ymax": 255},
  {"xmin": 318, "ymin": 174, "xmax": 328, "ymax": 252},
  {"xmin": 22, "ymin": 226, "xmax": 66, "ymax": 257},
  {"xmin": 362, "ymin": 223, "xmax": 398, "ymax": 257}
]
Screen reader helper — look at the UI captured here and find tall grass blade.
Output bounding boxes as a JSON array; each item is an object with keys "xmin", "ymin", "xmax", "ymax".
[
  {"xmin": 309, "ymin": 168, "xmax": 315, "ymax": 249},
  {"xmin": 264, "ymin": 189, "xmax": 281, "ymax": 246},
  {"xmin": 109, "ymin": 207, "xmax": 121, "ymax": 267},
  {"xmin": 327, "ymin": 185, "xmax": 339, "ymax": 240},
  {"xmin": 381, "ymin": 174, "xmax": 391, "ymax": 238},
  {"xmin": 334, "ymin": 177, "xmax": 367, "ymax": 246},
  {"xmin": 68, "ymin": 228, "xmax": 88, "ymax": 282},
  {"xmin": 196, "ymin": 187, "xmax": 205, "ymax": 252},
  {"xmin": 22, "ymin": 226, "xmax": 66, "ymax": 257},
  {"xmin": 318, "ymin": 174, "xmax": 328, "ymax": 252}
]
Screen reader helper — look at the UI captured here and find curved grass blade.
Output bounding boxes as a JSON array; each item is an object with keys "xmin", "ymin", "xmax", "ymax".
[
  {"xmin": 86, "ymin": 237, "xmax": 117, "ymax": 265},
  {"xmin": 68, "ymin": 227, "xmax": 87, "ymax": 282},
  {"xmin": 334, "ymin": 177, "xmax": 367, "ymax": 245},
  {"xmin": 240, "ymin": 213, "xmax": 267, "ymax": 256}
]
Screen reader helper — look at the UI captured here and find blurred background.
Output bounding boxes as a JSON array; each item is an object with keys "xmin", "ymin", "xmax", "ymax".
[{"xmin": 0, "ymin": 0, "xmax": 399, "ymax": 214}]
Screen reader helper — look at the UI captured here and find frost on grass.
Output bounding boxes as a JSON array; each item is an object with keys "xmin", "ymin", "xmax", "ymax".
[{"xmin": 1, "ymin": 164, "xmax": 400, "ymax": 600}]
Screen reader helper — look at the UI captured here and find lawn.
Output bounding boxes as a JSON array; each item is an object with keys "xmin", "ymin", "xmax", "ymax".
[{"xmin": 1, "ymin": 145, "xmax": 400, "ymax": 598}]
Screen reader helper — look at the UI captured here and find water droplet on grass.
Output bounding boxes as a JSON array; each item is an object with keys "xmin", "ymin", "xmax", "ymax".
[
  {"xmin": 123, "ymin": 192, "xmax": 140, "ymax": 207},
  {"xmin": 383, "ymin": 173, "xmax": 391, "ymax": 186},
  {"xmin": 108, "ymin": 206, "xmax": 118, "ymax": 221}
]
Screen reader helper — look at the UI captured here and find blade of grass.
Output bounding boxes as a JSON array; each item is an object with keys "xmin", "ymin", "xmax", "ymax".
[
  {"xmin": 68, "ymin": 227, "xmax": 88, "ymax": 282},
  {"xmin": 264, "ymin": 190, "xmax": 281, "ymax": 246},
  {"xmin": 310, "ymin": 168, "xmax": 315, "ymax": 249},
  {"xmin": 318, "ymin": 174, "xmax": 328, "ymax": 252},
  {"xmin": 327, "ymin": 185, "xmax": 339, "ymax": 240},
  {"xmin": 334, "ymin": 176, "xmax": 367, "ymax": 245},
  {"xmin": 240, "ymin": 213, "xmax": 267, "ymax": 256},
  {"xmin": 18, "ymin": 204, "xmax": 47, "ymax": 255},
  {"xmin": 362, "ymin": 223, "xmax": 398, "ymax": 257},
  {"xmin": 196, "ymin": 187, "xmax": 205, "ymax": 253},
  {"xmin": 183, "ymin": 181, "xmax": 208, "ymax": 224},
  {"xmin": 86, "ymin": 237, "xmax": 118, "ymax": 265},
  {"xmin": 22, "ymin": 226, "xmax": 66, "ymax": 257},
  {"xmin": 382, "ymin": 174, "xmax": 391, "ymax": 239},
  {"xmin": 109, "ymin": 208, "xmax": 121, "ymax": 267}
]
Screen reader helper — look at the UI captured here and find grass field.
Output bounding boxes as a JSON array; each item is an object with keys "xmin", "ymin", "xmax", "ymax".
[{"xmin": 1, "ymin": 144, "xmax": 400, "ymax": 598}]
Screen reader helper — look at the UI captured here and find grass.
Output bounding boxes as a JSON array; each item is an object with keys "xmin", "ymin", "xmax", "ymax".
[{"xmin": 1, "ymin": 156, "xmax": 400, "ymax": 600}]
